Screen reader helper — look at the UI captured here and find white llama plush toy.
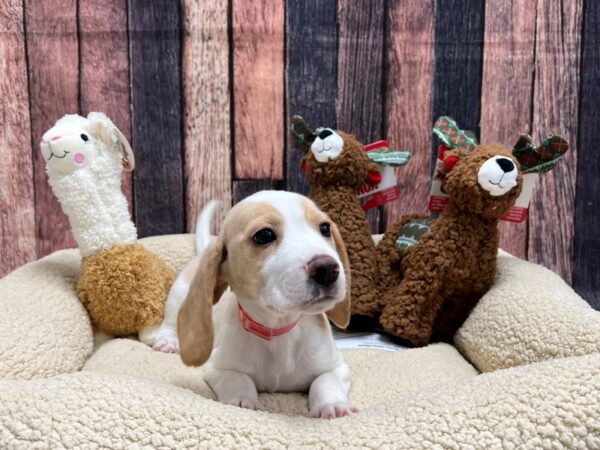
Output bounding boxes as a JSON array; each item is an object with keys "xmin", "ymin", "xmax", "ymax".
[{"xmin": 40, "ymin": 112, "xmax": 174, "ymax": 343}]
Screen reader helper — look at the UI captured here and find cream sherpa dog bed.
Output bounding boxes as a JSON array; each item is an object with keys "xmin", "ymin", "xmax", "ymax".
[{"xmin": 1, "ymin": 234, "xmax": 599, "ymax": 449}]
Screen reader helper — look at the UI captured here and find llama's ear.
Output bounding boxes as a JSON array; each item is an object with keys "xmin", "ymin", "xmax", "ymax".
[{"xmin": 87, "ymin": 112, "xmax": 135, "ymax": 172}]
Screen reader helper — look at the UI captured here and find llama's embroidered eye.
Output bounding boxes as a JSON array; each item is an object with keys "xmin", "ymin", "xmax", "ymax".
[
  {"xmin": 252, "ymin": 228, "xmax": 276, "ymax": 245},
  {"xmin": 80, "ymin": 133, "xmax": 90, "ymax": 142},
  {"xmin": 319, "ymin": 223, "xmax": 331, "ymax": 237}
]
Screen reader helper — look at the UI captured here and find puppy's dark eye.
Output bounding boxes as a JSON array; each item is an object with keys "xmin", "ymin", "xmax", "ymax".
[
  {"xmin": 80, "ymin": 133, "xmax": 89, "ymax": 142},
  {"xmin": 252, "ymin": 228, "xmax": 276, "ymax": 245},
  {"xmin": 319, "ymin": 223, "xmax": 331, "ymax": 237}
]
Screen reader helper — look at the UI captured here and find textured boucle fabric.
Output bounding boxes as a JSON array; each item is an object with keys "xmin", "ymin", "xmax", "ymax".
[
  {"xmin": 455, "ymin": 251, "xmax": 600, "ymax": 372},
  {"xmin": 77, "ymin": 244, "xmax": 174, "ymax": 335},
  {"xmin": 0, "ymin": 249, "xmax": 93, "ymax": 380},
  {"xmin": 1, "ymin": 353, "xmax": 599, "ymax": 449},
  {"xmin": 83, "ymin": 339, "xmax": 478, "ymax": 411},
  {"xmin": 1, "ymin": 234, "xmax": 600, "ymax": 448}
]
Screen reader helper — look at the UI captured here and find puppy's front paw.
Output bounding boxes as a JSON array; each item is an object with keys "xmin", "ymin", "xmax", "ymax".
[
  {"xmin": 224, "ymin": 398, "xmax": 265, "ymax": 411},
  {"xmin": 310, "ymin": 402, "xmax": 358, "ymax": 419},
  {"xmin": 152, "ymin": 330, "xmax": 179, "ymax": 354}
]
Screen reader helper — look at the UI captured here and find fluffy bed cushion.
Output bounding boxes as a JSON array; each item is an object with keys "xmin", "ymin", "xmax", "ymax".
[
  {"xmin": 2, "ymin": 353, "xmax": 599, "ymax": 448},
  {"xmin": 1, "ymin": 234, "xmax": 600, "ymax": 449}
]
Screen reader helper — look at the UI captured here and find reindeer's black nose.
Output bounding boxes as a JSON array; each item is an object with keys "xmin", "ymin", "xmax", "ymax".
[
  {"xmin": 318, "ymin": 129, "xmax": 333, "ymax": 140},
  {"xmin": 306, "ymin": 255, "xmax": 339, "ymax": 287},
  {"xmin": 496, "ymin": 158, "xmax": 515, "ymax": 173}
]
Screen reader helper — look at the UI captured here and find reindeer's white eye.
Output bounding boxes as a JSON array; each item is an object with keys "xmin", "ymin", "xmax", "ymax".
[{"xmin": 310, "ymin": 129, "xmax": 344, "ymax": 162}]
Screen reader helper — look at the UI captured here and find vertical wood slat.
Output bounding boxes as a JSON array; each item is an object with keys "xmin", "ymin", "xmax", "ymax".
[
  {"xmin": 0, "ymin": 0, "xmax": 36, "ymax": 276},
  {"xmin": 233, "ymin": 0, "xmax": 284, "ymax": 180},
  {"xmin": 480, "ymin": 1, "xmax": 536, "ymax": 259},
  {"xmin": 385, "ymin": 0, "xmax": 435, "ymax": 224},
  {"xmin": 233, "ymin": 179, "xmax": 284, "ymax": 204},
  {"xmin": 129, "ymin": 0, "xmax": 185, "ymax": 237},
  {"xmin": 79, "ymin": 0, "xmax": 133, "ymax": 213},
  {"xmin": 574, "ymin": 0, "xmax": 600, "ymax": 308},
  {"xmin": 432, "ymin": 0, "xmax": 484, "ymax": 167},
  {"xmin": 337, "ymin": 0, "xmax": 386, "ymax": 233},
  {"xmin": 285, "ymin": 0, "xmax": 337, "ymax": 195},
  {"xmin": 25, "ymin": 0, "xmax": 79, "ymax": 256},
  {"xmin": 528, "ymin": 0, "xmax": 583, "ymax": 283},
  {"xmin": 182, "ymin": 0, "xmax": 231, "ymax": 231}
]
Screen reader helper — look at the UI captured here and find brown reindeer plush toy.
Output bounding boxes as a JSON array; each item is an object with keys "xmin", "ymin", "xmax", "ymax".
[
  {"xmin": 377, "ymin": 118, "xmax": 568, "ymax": 346},
  {"xmin": 290, "ymin": 116, "xmax": 383, "ymax": 317},
  {"xmin": 378, "ymin": 145, "xmax": 522, "ymax": 345}
]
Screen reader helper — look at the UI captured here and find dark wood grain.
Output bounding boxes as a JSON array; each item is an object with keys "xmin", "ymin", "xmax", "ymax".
[
  {"xmin": 528, "ymin": 0, "xmax": 583, "ymax": 283},
  {"xmin": 79, "ymin": 0, "xmax": 132, "ymax": 213},
  {"xmin": 182, "ymin": 0, "xmax": 232, "ymax": 231},
  {"xmin": 337, "ymin": 0, "xmax": 386, "ymax": 233},
  {"xmin": 285, "ymin": 0, "xmax": 337, "ymax": 195},
  {"xmin": 574, "ymin": 0, "xmax": 600, "ymax": 308},
  {"xmin": 432, "ymin": 0, "xmax": 484, "ymax": 168},
  {"xmin": 233, "ymin": 0, "xmax": 284, "ymax": 180},
  {"xmin": 233, "ymin": 180, "xmax": 284, "ymax": 204},
  {"xmin": 385, "ymin": 0, "xmax": 435, "ymax": 225},
  {"xmin": 129, "ymin": 0, "xmax": 185, "ymax": 237},
  {"xmin": 0, "ymin": 0, "xmax": 36, "ymax": 276},
  {"xmin": 480, "ymin": 0, "xmax": 536, "ymax": 259},
  {"xmin": 26, "ymin": 0, "xmax": 79, "ymax": 256}
]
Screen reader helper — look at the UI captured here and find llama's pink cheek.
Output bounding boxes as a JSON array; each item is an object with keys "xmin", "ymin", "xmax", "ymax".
[{"xmin": 74, "ymin": 153, "xmax": 85, "ymax": 165}]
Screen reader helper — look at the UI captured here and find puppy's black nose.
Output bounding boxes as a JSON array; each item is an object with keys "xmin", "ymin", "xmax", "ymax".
[
  {"xmin": 496, "ymin": 158, "xmax": 515, "ymax": 173},
  {"xmin": 306, "ymin": 255, "xmax": 339, "ymax": 287},
  {"xmin": 318, "ymin": 129, "xmax": 333, "ymax": 140}
]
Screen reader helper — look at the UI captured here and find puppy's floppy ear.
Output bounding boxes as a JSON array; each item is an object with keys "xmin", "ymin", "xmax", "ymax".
[
  {"xmin": 177, "ymin": 237, "xmax": 228, "ymax": 366},
  {"xmin": 326, "ymin": 222, "xmax": 351, "ymax": 329}
]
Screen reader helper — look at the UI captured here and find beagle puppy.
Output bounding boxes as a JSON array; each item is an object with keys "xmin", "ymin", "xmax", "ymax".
[{"xmin": 155, "ymin": 191, "xmax": 357, "ymax": 419}]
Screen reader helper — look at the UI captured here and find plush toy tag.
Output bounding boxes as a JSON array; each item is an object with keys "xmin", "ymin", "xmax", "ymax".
[{"xmin": 358, "ymin": 140, "xmax": 410, "ymax": 211}]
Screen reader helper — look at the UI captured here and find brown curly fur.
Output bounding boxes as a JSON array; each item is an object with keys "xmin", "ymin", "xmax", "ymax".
[
  {"xmin": 77, "ymin": 244, "xmax": 174, "ymax": 335},
  {"xmin": 304, "ymin": 131, "xmax": 381, "ymax": 316},
  {"xmin": 377, "ymin": 144, "xmax": 523, "ymax": 346}
]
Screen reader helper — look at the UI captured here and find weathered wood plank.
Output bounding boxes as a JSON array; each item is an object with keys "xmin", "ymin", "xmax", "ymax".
[
  {"xmin": 129, "ymin": 0, "xmax": 185, "ymax": 237},
  {"xmin": 26, "ymin": 0, "xmax": 79, "ymax": 256},
  {"xmin": 285, "ymin": 0, "xmax": 337, "ymax": 195},
  {"xmin": 528, "ymin": 0, "xmax": 583, "ymax": 283},
  {"xmin": 79, "ymin": 0, "xmax": 132, "ymax": 214},
  {"xmin": 574, "ymin": 0, "xmax": 600, "ymax": 308},
  {"xmin": 385, "ymin": 0, "xmax": 435, "ymax": 225},
  {"xmin": 182, "ymin": 0, "xmax": 231, "ymax": 231},
  {"xmin": 480, "ymin": 1, "xmax": 536, "ymax": 259},
  {"xmin": 337, "ymin": 0, "xmax": 385, "ymax": 233},
  {"xmin": 0, "ymin": 0, "xmax": 36, "ymax": 276},
  {"xmin": 233, "ymin": 179, "xmax": 284, "ymax": 204},
  {"xmin": 233, "ymin": 0, "xmax": 284, "ymax": 180},
  {"xmin": 432, "ymin": 0, "xmax": 484, "ymax": 167}
]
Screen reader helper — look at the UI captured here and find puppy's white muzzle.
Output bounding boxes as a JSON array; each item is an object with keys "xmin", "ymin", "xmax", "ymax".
[
  {"xmin": 477, "ymin": 156, "xmax": 518, "ymax": 196},
  {"xmin": 310, "ymin": 128, "xmax": 344, "ymax": 162}
]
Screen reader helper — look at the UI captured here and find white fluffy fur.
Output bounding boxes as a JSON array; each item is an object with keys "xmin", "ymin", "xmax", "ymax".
[{"xmin": 40, "ymin": 113, "xmax": 136, "ymax": 257}]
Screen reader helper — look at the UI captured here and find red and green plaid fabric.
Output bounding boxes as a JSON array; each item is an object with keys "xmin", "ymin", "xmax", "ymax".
[
  {"xmin": 433, "ymin": 116, "xmax": 478, "ymax": 153},
  {"xmin": 512, "ymin": 134, "xmax": 568, "ymax": 173}
]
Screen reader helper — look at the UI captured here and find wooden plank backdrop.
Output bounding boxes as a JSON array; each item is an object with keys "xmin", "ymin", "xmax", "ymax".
[{"xmin": 0, "ymin": 0, "xmax": 598, "ymax": 308}]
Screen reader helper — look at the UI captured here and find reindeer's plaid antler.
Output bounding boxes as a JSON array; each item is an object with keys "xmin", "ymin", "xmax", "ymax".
[
  {"xmin": 290, "ymin": 116, "xmax": 317, "ymax": 153},
  {"xmin": 433, "ymin": 116, "xmax": 478, "ymax": 153},
  {"xmin": 512, "ymin": 134, "xmax": 568, "ymax": 173}
]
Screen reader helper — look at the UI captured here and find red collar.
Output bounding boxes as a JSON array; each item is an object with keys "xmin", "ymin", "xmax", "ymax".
[{"xmin": 238, "ymin": 303, "xmax": 300, "ymax": 340}]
